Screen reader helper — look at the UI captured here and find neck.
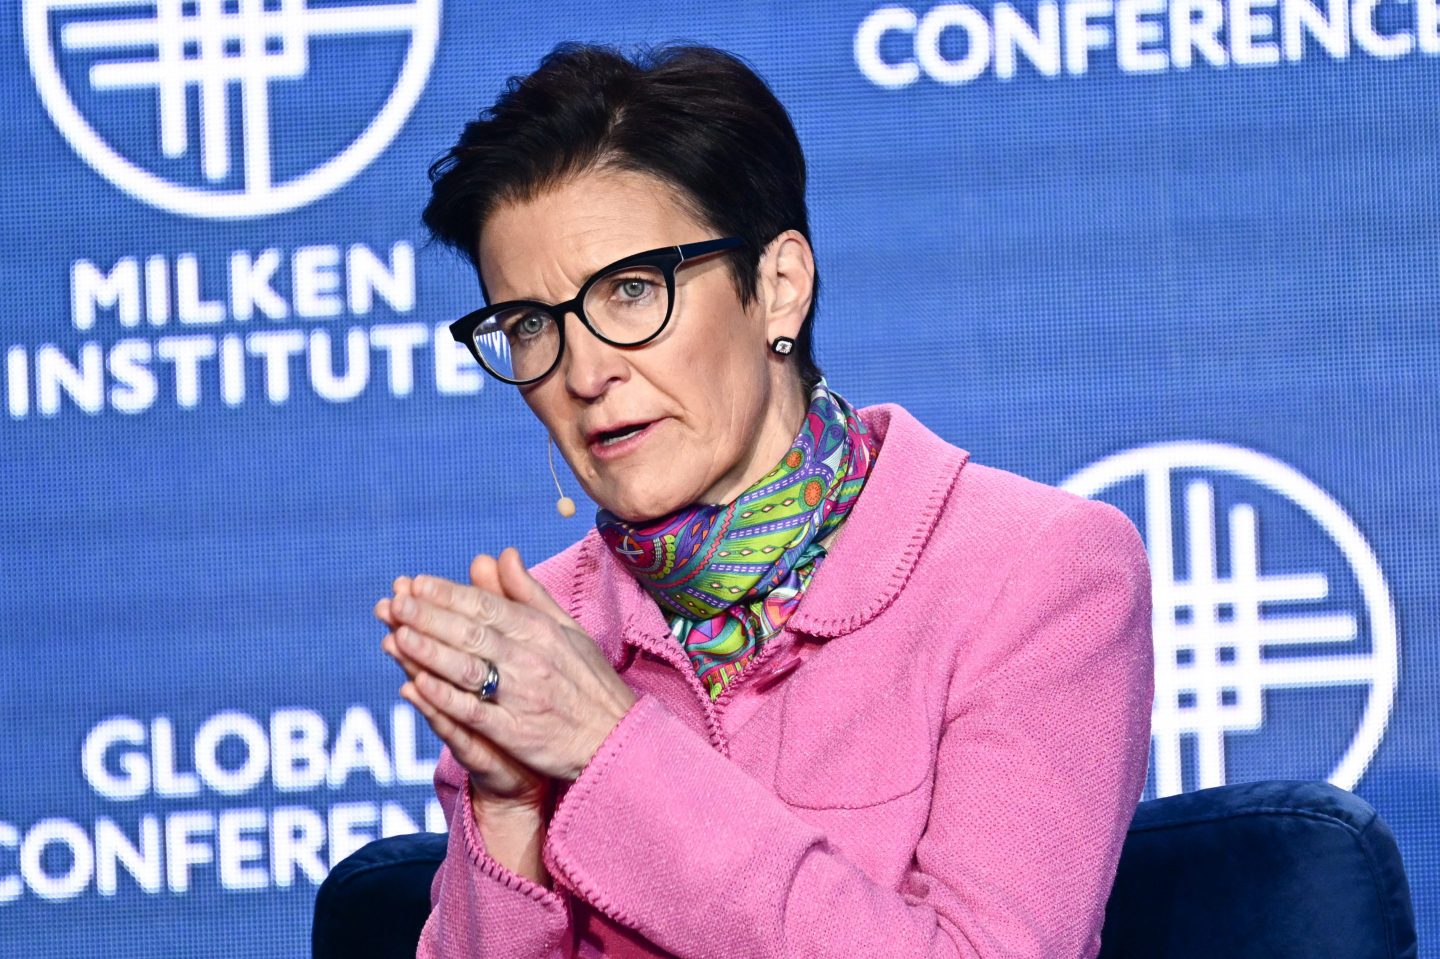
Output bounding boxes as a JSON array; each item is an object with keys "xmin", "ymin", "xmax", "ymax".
[{"xmin": 594, "ymin": 377, "xmax": 876, "ymax": 638}]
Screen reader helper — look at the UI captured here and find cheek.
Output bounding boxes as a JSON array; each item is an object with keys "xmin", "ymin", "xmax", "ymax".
[
  {"xmin": 656, "ymin": 342, "xmax": 744, "ymax": 437},
  {"xmin": 665, "ymin": 286, "xmax": 767, "ymax": 394},
  {"xmin": 520, "ymin": 384, "xmax": 570, "ymax": 445}
]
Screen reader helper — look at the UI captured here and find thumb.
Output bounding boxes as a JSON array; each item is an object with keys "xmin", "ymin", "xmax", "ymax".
[{"xmin": 497, "ymin": 546, "xmax": 580, "ymax": 628}]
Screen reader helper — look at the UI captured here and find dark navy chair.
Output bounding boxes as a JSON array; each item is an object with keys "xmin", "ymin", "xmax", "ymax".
[{"xmin": 313, "ymin": 780, "xmax": 1418, "ymax": 958}]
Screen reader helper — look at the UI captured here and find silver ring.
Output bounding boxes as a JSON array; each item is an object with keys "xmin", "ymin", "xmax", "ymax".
[{"xmin": 476, "ymin": 659, "xmax": 500, "ymax": 702}]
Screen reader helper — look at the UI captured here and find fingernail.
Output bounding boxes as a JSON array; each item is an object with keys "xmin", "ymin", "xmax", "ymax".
[{"xmin": 395, "ymin": 596, "xmax": 415, "ymax": 617}]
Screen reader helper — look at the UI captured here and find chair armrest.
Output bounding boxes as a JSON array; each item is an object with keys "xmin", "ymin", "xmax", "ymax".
[
  {"xmin": 312, "ymin": 832, "xmax": 448, "ymax": 959},
  {"xmin": 1100, "ymin": 780, "xmax": 1417, "ymax": 959}
]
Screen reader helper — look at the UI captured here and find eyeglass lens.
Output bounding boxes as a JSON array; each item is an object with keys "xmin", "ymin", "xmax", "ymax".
[{"xmin": 472, "ymin": 262, "xmax": 670, "ymax": 382}]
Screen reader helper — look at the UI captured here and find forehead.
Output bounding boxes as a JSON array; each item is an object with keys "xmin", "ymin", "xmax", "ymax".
[{"xmin": 476, "ymin": 168, "xmax": 705, "ymax": 300}]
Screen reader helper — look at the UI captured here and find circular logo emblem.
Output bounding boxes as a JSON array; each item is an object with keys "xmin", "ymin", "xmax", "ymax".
[
  {"xmin": 1063, "ymin": 442, "xmax": 1399, "ymax": 797},
  {"xmin": 23, "ymin": 0, "xmax": 441, "ymax": 219}
]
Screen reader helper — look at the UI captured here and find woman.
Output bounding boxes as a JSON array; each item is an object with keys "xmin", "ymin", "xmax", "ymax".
[{"xmin": 375, "ymin": 43, "xmax": 1153, "ymax": 958}]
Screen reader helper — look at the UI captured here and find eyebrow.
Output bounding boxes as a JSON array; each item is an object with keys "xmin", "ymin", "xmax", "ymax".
[{"xmin": 489, "ymin": 244, "xmax": 670, "ymax": 305}]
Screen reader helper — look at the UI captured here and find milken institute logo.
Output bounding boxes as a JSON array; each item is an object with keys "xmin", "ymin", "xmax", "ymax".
[
  {"xmin": 1064, "ymin": 442, "xmax": 1399, "ymax": 798},
  {"xmin": 23, "ymin": 0, "xmax": 441, "ymax": 219}
]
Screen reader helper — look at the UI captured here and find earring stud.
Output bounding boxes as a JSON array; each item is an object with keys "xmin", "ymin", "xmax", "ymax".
[{"xmin": 771, "ymin": 336, "xmax": 795, "ymax": 355}]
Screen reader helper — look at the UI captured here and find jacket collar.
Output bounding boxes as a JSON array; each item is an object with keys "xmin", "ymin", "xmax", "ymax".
[{"xmin": 556, "ymin": 404, "xmax": 969, "ymax": 663}]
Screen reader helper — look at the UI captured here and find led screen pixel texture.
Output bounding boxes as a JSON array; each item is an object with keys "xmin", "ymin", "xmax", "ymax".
[{"xmin": 1, "ymin": 1, "xmax": 1436, "ymax": 955}]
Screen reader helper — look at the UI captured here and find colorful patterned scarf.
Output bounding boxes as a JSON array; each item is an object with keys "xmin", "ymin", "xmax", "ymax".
[{"xmin": 596, "ymin": 380, "xmax": 878, "ymax": 699}]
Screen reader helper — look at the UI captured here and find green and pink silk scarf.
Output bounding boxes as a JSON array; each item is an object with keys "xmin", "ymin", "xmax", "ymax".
[{"xmin": 597, "ymin": 380, "xmax": 878, "ymax": 699}]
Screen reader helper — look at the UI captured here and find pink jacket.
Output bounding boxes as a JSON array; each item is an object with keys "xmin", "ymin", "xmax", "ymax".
[{"xmin": 420, "ymin": 403, "xmax": 1154, "ymax": 958}]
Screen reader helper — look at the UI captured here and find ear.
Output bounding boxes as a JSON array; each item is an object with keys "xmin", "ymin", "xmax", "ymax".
[{"xmin": 757, "ymin": 230, "xmax": 815, "ymax": 345}]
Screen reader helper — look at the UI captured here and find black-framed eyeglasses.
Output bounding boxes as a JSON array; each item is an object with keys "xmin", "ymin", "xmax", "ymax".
[{"xmin": 449, "ymin": 236, "xmax": 744, "ymax": 385}]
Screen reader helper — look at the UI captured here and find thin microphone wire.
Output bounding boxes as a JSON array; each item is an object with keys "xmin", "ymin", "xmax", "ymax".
[
  {"xmin": 547, "ymin": 436, "xmax": 576, "ymax": 517},
  {"xmin": 546, "ymin": 435, "xmax": 565, "ymax": 499}
]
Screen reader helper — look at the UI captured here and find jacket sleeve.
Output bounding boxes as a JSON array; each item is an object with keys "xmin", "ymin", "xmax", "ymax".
[
  {"xmin": 537, "ymin": 498, "xmax": 1154, "ymax": 958},
  {"xmin": 417, "ymin": 747, "xmax": 575, "ymax": 958}
]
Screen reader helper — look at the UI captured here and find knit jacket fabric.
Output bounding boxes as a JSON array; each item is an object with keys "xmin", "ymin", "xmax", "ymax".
[{"xmin": 418, "ymin": 403, "xmax": 1155, "ymax": 959}]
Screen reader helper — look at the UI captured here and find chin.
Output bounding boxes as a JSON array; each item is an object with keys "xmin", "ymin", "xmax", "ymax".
[{"xmin": 596, "ymin": 483, "xmax": 691, "ymax": 523}]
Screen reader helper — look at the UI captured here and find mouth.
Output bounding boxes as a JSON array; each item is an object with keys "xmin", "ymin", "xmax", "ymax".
[{"xmin": 586, "ymin": 420, "xmax": 659, "ymax": 457}]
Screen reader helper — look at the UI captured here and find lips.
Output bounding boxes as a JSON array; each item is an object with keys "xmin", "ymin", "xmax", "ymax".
[
  {"xmin": 585, "ymin": 419, "xmax": 659, "ymax": 458},
  {"xmin": 587, "ymin": 419, "xmax": 649, "ymax": 444}
]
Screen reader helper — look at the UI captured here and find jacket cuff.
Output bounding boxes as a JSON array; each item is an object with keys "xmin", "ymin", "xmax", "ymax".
[
  {"xmin": 455, "ymin": 774, "xmax": 567, "ymax": 905},
  {"xmin": 420, "ymin": 775, "xmax": 572, "ymax": 957},
  {"xmin": 542, "ymin": 693, "xmax": 818, "ymax": 946}
]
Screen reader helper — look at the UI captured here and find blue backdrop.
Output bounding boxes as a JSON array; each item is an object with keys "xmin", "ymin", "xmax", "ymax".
[{"xmin": 2, "ymin": 1, "xmax": 1436, "ymax": 955}]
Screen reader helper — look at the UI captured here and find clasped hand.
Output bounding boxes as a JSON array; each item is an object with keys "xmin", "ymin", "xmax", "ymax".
[{"xmin": 375, "ymin": 548, "xmax": 637, "ymax": 809}]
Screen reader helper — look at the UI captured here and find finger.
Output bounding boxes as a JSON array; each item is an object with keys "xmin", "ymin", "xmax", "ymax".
[
  {"xmin": 403, "ymin": 680, "xmax": 476, "ymax": 742},
  {"xmin": 414, "ymin": 670, "xmax": 510, "ymax": 741},
  {"xmin": 390, "ymin": 591, "xmax": 505, "ymax": 658},
  {"xmin": 410, "ymin": 573, "xmax": 517, "ymax": 629},
  {"xmin": 469, "ymin": 553, "xmax": 502, "ymax": 595},
  {"xmin": 381, "ymin": 632, "xmax": 423, "ymax": 680},
  {"xmin": 497, "ymin": 546, "xmax": 581, "ymax": 628},
  {"xmin": 374, "ymin": 596, "xmax": 396, "ymax": 626},
  {"xmin": 400, "ymin": 681, "xmax": 508, "ymax": 774},
  {"xmin": 394, "ymin": 624, "xmax": 497, "ymax": 695},
  {"xmin": 375, "ymin": 576, "xmax": 416, "ymax": 626}
]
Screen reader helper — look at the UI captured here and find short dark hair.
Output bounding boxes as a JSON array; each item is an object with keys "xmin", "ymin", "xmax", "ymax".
[{"xmin": 423, "ymin": 42, "xmax": 822, "ymax": 389}]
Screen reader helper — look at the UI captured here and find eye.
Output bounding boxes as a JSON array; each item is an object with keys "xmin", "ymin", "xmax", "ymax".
[
  {"xmin": 505, "ymin": 311, "xmax": 552, "ymax": 340},
  {"xmin": 619, "ymin": 278, "xmax": 650, "ymax": 299},
  {"xmin": 608, "ymin": 275, "xmax": 657, "ymax": 303}
]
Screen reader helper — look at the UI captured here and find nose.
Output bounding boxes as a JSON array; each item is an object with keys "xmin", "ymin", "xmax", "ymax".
[{"xmin": 559, "ymin": 308, "xmax": 629, "ymax": 401}]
